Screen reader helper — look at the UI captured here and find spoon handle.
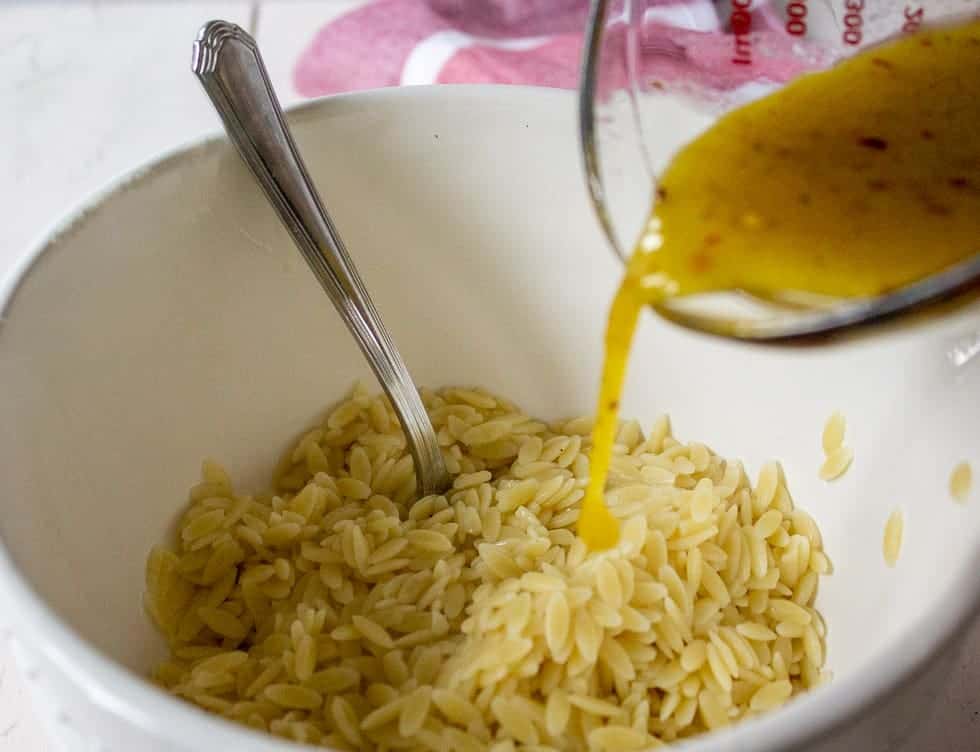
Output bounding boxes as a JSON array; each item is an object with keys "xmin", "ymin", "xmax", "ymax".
[{"xmin": 192, "ymin": 20, "xmax": 450, "ymax": 496}]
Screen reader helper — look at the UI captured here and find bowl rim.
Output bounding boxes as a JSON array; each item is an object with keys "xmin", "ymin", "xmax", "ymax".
[{"xmin": 1, "ymin": 83, "xmax": 978, "ymax": 752}]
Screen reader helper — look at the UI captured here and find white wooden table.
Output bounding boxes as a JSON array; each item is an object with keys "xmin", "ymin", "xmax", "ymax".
[{"xmin": 0, "ymin": 2, "xmax": 978, "ymax": 750}]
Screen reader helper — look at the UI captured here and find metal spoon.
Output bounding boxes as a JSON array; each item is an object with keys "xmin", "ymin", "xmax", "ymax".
[
  {"xmin": 579, "ymin": 0, "xmax": 980, "ymax": 342},
  {"xmin": 192, "ymin": 20, "xmax": 450, "ymax": 495}
]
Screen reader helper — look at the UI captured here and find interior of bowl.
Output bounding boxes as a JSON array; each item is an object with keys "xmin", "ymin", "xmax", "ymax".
[{"xmin": 1, "ymin": 86, "xmax": 979, "ymax": 746}]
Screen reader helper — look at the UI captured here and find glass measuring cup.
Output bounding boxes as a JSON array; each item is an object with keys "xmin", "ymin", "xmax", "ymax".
[{"xmin": 580, "ymin": 0, "xmax": 980, "ymax": 281}]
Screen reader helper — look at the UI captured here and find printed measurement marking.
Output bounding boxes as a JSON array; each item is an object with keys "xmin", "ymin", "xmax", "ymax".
[
  {"xmin": 786, "ymin": 0, "xmax": 809, "ymax": 37},
  {"xmin": 903, "ymin": 5, "xmax": 925, "ymax": 33},
  {"xmin": 732, "ymin": 0, "xmax": 753, "ymax": 65},
  {"xmin": 842, "ymin": 0, "xmax": 865, "ymax": 46}
]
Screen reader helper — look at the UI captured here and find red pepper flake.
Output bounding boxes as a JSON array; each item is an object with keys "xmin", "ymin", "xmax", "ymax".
[
  {"xmin": 867, "ymin": 179, "xmax": 889, "ymax": 191},
  {"xmin": 857, "ymin": 137, "xmax": 888, "ymax": 150},
  {"xmin": 919, "ymin": 195, "xmax": 951, "ymax": 215},
  {"xmin": 691, "ymin": 251, "xmax": 713, "ymax": 274},
  {"xmin": 920, "ymin": 129, "xmax": 935, "ymax": 140},
  {"xmin": 949, "ymin": 177, "xmax": 970, "ymax": 189},
  {"xmin": 870, "ymin": 57, "xmax": 894, "ymax": 70}
]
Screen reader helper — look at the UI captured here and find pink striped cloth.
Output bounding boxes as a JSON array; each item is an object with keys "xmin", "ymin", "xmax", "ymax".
[{"xmin": 293, "ymin": 0, "xmax": 820, "ymax": 98}]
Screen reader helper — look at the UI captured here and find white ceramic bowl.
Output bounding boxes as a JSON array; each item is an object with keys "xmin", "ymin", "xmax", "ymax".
[{"xmin": 1, "ymin": 86, "xmax": 978, "ymax": 752}]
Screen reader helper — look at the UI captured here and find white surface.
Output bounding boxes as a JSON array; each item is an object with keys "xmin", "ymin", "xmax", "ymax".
[{"xmin": 0, "ymin": 3, "xmax": 978, "ymax": 752}]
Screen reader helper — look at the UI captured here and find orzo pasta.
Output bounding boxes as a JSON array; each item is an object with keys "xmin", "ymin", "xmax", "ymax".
[{"xmin": 146, "ymin": 384, "xmax": 831, "ymax": 750}]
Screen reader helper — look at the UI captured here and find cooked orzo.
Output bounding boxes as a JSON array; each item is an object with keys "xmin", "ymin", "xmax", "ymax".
[
  {"xmin": 818, "ymin": 412, "xmax": 852, "ymax": 482},
  {"xmin": 950, "ymin": 461, "xmax": 972, "ymax": 503},
  {"xmin": 146, "ymin": 384, "xmax": 831, "ymax": 750}
]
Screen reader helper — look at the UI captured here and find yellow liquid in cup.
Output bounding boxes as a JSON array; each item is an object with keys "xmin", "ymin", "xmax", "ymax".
[{"xmin": 579, "ymin": 19, "xmax": 980, "ymax": 549}]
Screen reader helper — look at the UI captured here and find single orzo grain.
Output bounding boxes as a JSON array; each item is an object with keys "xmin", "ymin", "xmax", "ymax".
[
  {"xmin": 883, "ymin": 509, "xmax": 904, "ymax": 567},
  {"xmin": 950, "ymin": 461, "xmax": 972, "ymax": 503}
]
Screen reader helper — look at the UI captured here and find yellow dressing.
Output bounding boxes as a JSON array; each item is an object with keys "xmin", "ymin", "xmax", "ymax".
[
  {"xmin": 580, "ymin": 20, "xmax": 980, "ymax": 549},
  {"xmin": 578, "ymin": 271, "xmax": 641, "ymax": 549}
]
